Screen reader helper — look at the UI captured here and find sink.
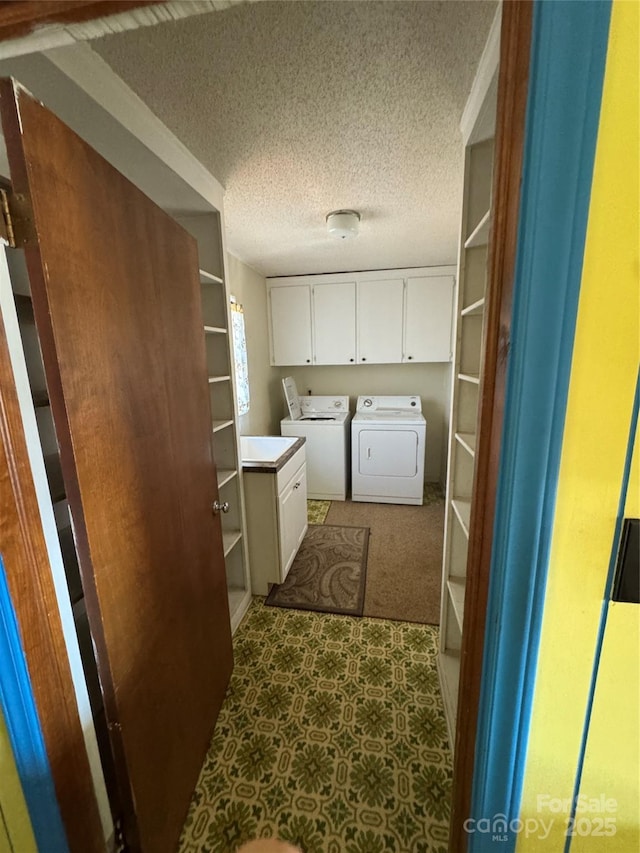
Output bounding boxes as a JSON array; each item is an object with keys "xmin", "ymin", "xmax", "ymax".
[{"xmin": 240, "ymin": 435, "xmax": 299, "ymax": 464}]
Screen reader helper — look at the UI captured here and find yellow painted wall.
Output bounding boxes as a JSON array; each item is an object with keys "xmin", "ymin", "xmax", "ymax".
[
  {"xmin": 518, "ymin": 0, "xmax": 639, "ymax": 849},
  {"xmin": 0, "ymin": 708, "xmax": 37, "ymax": 853},
  {"xmin": 572, "ymin": 433, "xmax": 639, "ymax": 851}
]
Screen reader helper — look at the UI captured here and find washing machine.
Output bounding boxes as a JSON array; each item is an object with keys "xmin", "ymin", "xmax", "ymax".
[
  {"xmin": 351, "ymin": 395, "xmax": 426, "ymax": 505},
  {"xmin": 280, "ymin": 377, "xmax": 351, "ymax": 500}
]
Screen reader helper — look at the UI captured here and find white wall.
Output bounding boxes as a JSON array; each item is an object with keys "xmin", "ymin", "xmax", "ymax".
[
  {"xmin": 280, "ymin": 363, "xmax": 450, "ymax": 484},
  {"xmin": 226, "ymin": 254, "xmax": 282, "ymax": 435}
]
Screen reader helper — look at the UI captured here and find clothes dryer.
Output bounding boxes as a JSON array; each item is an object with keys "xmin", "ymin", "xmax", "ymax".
[{"xmin": 351, "ymin": 395, "xmax": 426, "ymax": 505}]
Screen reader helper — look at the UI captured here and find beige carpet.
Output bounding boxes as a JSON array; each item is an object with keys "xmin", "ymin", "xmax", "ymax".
[{"xmin": 325, "ymin": 486, "xmax": 444, "ymax": 625}]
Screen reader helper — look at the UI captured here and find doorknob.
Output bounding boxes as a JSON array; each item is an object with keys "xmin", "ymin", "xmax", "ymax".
[{"xmin": 212, "ymin": 500, "xmax": 230, "ymax": 514}]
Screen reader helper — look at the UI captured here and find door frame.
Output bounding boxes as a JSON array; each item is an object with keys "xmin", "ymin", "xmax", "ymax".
[
  {"xmin": 449, "ymin": 0, "xmax": 534, "ymax": 847},
  {"xmin": 450, "ymin": 0, "xmax": 615, "ymax": 848}
]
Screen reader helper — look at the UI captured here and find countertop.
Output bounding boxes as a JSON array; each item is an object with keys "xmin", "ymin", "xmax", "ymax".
[{"xmin": 241, "ymin": 436, "xmax": 306, "ymax": 474}]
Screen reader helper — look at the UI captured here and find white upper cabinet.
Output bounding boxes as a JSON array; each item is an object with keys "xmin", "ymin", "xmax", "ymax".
[
  {"xmin": 356, "ymin": 276, "xmax": 404, "ymax": 364},
  {"xmin": 267, "ymin": 267, "xmax": 455, "ymax": 366},
  {"xmin": 313, "ymin": 281, "xmax": 356, "ymax": 364},
  {"xmin": 404, "ymin": 275, "xmax": 455, "ymax": 362},
  {"xmin": 269, "ymin": 284, "xmax": 312, "ymax": 365}
]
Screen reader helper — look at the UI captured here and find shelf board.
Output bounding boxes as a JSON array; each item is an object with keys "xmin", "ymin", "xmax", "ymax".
[
  {"xmin": 437, "ymin": 649, "xmax": 461, "ymax": 746},
  {"xmin": 44, "ymin": 453, "xmax": 66, "ymax": 503},
  {"xmin": 14, "ymin": 293, "xmax": 34, "ymax": 323},
  {"xmin": 222, "ymin": 529, "xmax": 242, "ymax": 557},
  {"xmin": 204, "ymin": 325, "xmax": 227, "ymax": 335},
  {"xmin": 212, "ymin": 419, "xmax": 234, "ymax": 434},
  {"xmin": 32, "ymin": 389, "xmax": 50, "ymax": 408},
  {"xmin": 208, "ymin": 375, "xmax": 231, "ymax": 384},
  {"xmin": 464, "ymin": 209, "xmax": 491, "ymax": 248},
  {"xmin": 451, "ymin": 498, "xmax": 471, "ymax": 538},
  {"xmin": 461, "ymin": 297, "xmax": 485, "ymax": 317},
  {"xmin": 447, "ymin": 578, "xmax": 466, "ymax": 633},
  {"xmin": 217, "ymin": 468, "xmax": 237, "ymax": 488},
  {"xmin": 199, "ymin": 269, "xmax": 224, "ymax": 285},
  {"xmin": 59, "ymin": 525, "xmax": 83, "ymax": 605},
  {"xmin": 458, "ymin": 372, "xmax": 480, "ymax": 385},
  {"xmin": 455, "ymin": 432, "xmax": 477, "ymax": 457}
]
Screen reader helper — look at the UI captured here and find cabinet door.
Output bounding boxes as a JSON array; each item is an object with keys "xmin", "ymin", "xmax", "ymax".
[
  {"xmin": 357, "ymin": 278, "xmax": 404, "ymax": 363},
  {"xmin": 278, "ymin": 464, "xmax": 308, "ymax": 578},
  {"xmin": 269, "ymin": 284, "xmax": 312, "ymax": 365},
  {"xmin": 0, "ymin": 79, "xmax": 232, "ymax": 852},
  {"xmin": 404, "ymin": 275, "xmax": 455, "ymax": 362},
  {"xmin": 313, "ymin": 281, "xmax": 357, "ymax": 364}
]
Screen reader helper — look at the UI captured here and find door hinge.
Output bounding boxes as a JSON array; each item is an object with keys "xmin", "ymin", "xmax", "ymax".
[{"xmin": 0, "ymin": 188, "xmax": 35, "ymax": 248}]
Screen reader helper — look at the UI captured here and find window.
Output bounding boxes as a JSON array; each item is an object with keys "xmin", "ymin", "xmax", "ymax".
[{"xmin": 230, "ymin": 298, "xmax": 250, "ymax": 416}]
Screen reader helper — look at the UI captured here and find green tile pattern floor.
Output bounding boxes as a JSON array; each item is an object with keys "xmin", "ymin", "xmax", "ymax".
[
  {"xmin": 307, "ymin": 499, "xmax": 331, "ymax": 525},
  {"xmin": 179, "ymin": 599, "xmax": 452, "ymax": 852}
]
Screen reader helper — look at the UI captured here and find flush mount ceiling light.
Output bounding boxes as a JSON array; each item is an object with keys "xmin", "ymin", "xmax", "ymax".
[{"xmin": 326, "ymin": 209, "xmax": 361, "ymax": 240}]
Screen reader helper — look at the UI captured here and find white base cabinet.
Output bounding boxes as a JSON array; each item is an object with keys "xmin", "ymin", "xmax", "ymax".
[{"xmin": 243, "ymin": 445, "xmax": 308, "ymax": 596}]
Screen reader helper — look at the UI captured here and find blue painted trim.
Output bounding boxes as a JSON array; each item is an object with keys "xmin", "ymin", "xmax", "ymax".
[
  {"xmin": 0, "ymin": 556, "xmax": 69, "ymax": 852},
  {"xmin": 564, "ymin": 371, "xmax": 639, "ymax": 852},
  {"xmin": 468, "ymin": 2, "xmax": 612, "ymax": 851}
]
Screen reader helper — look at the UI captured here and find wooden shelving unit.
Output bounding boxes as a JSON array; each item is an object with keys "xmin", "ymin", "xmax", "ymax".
[
  {"xmin": 439, "ymin": 10, "xmax": 500, "ymax": 748},
  {"xmin": 196, "ymin": 259, "xmax": 252, "ymax": 634}
]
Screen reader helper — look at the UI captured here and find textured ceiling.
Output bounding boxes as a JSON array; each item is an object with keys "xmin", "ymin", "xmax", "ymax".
[{"xmin": 93, "ymin": 1, "xmax": 497, "ymax": 277}]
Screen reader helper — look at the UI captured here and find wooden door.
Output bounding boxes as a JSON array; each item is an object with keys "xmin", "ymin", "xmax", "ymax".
[{"xmin": 0, "ymin": 79, "xmax": 233, "ymax": 852}]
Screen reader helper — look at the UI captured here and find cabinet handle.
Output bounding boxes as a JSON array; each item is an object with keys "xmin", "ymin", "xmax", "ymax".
[
  {"xmin": 349, "ymin": 358, "xmax": 354, "ymax": 362},
  {"xmin": 361, "ymin": 357, "xmax": 366, "ymax": 362},
  {"xmin": 306, "ymin": 358, "xmax": 310, "ymax": 363},
  {"xmin": 212, "ymin": 500, "xmax": 230, "ymax": 514},
  {"xmin": 408, "ymin": 355, "xmax": 413, "ymax": 360}
]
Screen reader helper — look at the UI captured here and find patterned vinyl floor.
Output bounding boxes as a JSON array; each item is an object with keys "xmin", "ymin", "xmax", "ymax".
[{"xmin": 179, "ymin": 599, "xmax": 452, "ymax": 852}]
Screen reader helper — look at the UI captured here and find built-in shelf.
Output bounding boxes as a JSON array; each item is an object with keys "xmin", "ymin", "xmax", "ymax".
[
  {"xmin": 208, "ymin": 375, "xmax": 231, "ymax": 384},
  {"xmin": 222, "ymin": 529, "xmax": 242, "ymax": 557},
  {"xmin": 217, "ymin": 469, "xmax": 237, "ymax": 488},
  {"xmin": 44, "ymin": 453, "xmax": 66, "ymax": 503},
  {"xmin": 461, "ymin": 297, "xmax": 485, "ymax": 317},
  {"xmin": 458, "ymin": 372, "xmax": 480, "ymax": 385},
  {"xmin": 228, "ymin": 586, "xmax": 247, "ymax": 615},
  {"xmin": 437, "ymin": 649, "xmax": 461, "ymax": 746},
  {"xmin": 455, "ymin": 432, "xmax": 477, "ymax": 457},
  {"xmin": 199, "ymin": 269, "xmax": 224, "ymax": 285},
  {"xmin": 204, "ymin": 325, "xmax": 227, "ymax": 335},
  {"xmin": 447, "ymin": 578, "xmax": 466, "ymax": 632},
  {"xmin": 212, "ymin": 419, "xmax": 234, "ymax": 434},
  {"xmin": 464, "ymin": 209, "xmax": 491, "ymax": 249},
  {"xmin": 451, "ymin": 499, "xmax": 471, "ymax": 538}
]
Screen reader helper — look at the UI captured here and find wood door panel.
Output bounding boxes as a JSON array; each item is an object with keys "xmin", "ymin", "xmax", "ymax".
[{"xmin": 0, "ymin": 79, "xmax": 233, "ymax": 851}]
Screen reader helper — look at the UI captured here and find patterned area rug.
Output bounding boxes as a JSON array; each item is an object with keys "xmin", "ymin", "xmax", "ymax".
[
  {"xmin": 179, "ymin": 600, "xmax": 452, "ymax": 852},
  {"xmin": 265, "ymin": 525, "xmax": 369, "ymax": 616},
  {"xmin": 307, "ymin": 499, "xmax": 331, "ymax": 524}
]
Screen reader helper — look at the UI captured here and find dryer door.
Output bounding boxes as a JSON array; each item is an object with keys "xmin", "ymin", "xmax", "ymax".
[{"xmin": 358, "ymin": 429, "xmax": 419, "ymax": 476}]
